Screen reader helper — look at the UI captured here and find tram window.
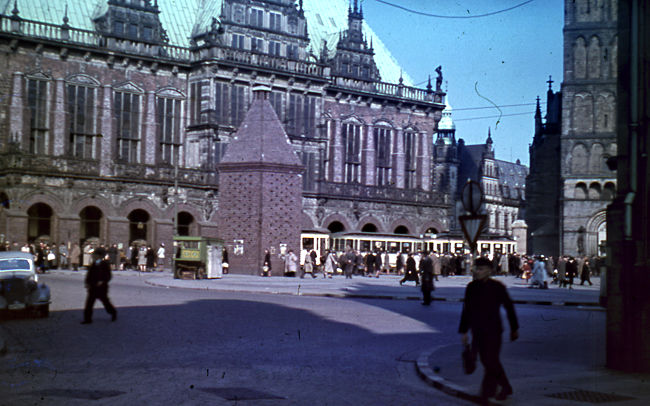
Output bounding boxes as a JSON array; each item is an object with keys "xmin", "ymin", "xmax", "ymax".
[
  {"xmin": 373, "ymin": 241, "xmax": 386, "ymax": 251},
  {"xmin": 494, "ymin": 244, "xmax": 503, "ymax": 254},
  {"xmin": 388, "ymin": 242, "xmax": 399, "ymax": 253},
  {"xmin": 302, "ymin": 238, "xmax": 314, "ymax": 250},
  {"xmin": 481, "ymin": 243, "xmax": 491, "ymax": 254},
  {"xmin": 402, "ymin": 242, "xmax": 411, "ymax": 253},
  {"xmin": 443, "ymin": 243, "xmax": 450, "ymax": 253},
  {"xmin": 455, "ymin": 243, "xmax": 464, "ymax": 253},
  {"xmin": 416, "ymin": 242, "xmax": 423, "ymax": 252},
  {"xmin": 361, "ymin": 240, "xmax": 371, "ymax": 252}
]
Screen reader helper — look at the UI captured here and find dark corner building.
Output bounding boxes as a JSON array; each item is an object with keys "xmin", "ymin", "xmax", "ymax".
[{"xmin": 606, "ymin": 0, "xmax": 650, "ymax": 373}]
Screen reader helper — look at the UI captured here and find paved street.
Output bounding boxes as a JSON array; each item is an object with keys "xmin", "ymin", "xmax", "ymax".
[{"xmin": 1, "ymin": 272, "xmax": 479, "ymax": 405}]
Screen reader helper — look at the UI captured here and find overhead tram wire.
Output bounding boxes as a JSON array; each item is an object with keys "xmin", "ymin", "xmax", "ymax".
[
  {"xmin": 373, "ymin": 0, "xmax": 537, "ymax": 19},
  {"xmin": 454, "ymin": 111, "xmax": 535, "ymax": 122}
]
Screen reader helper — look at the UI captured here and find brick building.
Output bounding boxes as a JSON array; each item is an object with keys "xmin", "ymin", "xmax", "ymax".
[
  {"xmin": 526, "ymin": 0, "xmax": 618, "ymax": 257},
  {"xmin": 0, "ymin": 0, "xmax": 451, "ymax": 258}
]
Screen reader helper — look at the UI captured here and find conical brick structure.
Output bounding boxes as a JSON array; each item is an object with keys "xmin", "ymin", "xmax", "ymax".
[{"xmin": 216, "ymin": 87, "xmax": 304, "ymax": 275}]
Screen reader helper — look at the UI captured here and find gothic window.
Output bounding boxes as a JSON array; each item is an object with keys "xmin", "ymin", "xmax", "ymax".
[
  {"xmin": 589, "ymin": 182, "xmax": 602, "ymax": 199},
  {"xmin": 573, "ymin": 93, "xmax": 594, "ymax": 133},
  {"xmin": 603, "ymin": 182, "xmax": 616, "ymax": 200},
  {"xmin": 342, "ymin": 122, "xmax": 361, "ymax": 183},
  {"xmin": 287, "ymin": 94, "xmax": 316, "ymax": 137},
  {"xmin": 250, "ymin": 9, "xmax": 264, "ymax": 27},
  {"xmin": 143, "ymin": 26, "xmax": 153, "ymax": 41},
  {"xmin": 270, "ymin": 12, "xmax": 282, "ymax": 31},
  {"xmin": 610, "ymin": 37, "xmax": 618, "ymax": 79},
  {"xmin": 587, "ymin": 36, "xmax": 601, "ymax": 79},
  {"xmin": 495, "ymin": 212, "xmax": 500, "ymax": 230},
  {"xmin": 157, "ymin": 96, "xmax": 182, "ymax": 165},
  {"xmin": 288, "ymin": 16, "xmax": 298, "ymax": 34},
  {"xmin": 287, "ymin": 44, "xmax": 298, "ymax": 59},
  {"xmin": 214, "ymin": 82, "xmax": 229, "ymax": 125},
  {"xmin": 66, "ymin": 84, "xmax": 96, "ymax": 159},
  {"xmin": 231, "ymin": 34, "xmax": 245, "ymax": 49},
  {"xmin": 570, "ymin": 144, "xmax": 588, "ymax": 174},
  {"xmin": 574, "ymin": 183, "xmax": 588, "ymax": 199},
  {"xmin": 230, "ymin": 84, "xmax": 246, "ymax": 127},
  {"xmin": 128, "ymin": 23, "xmax": 138, "ymax": 38},
  {"xmin": 269, "ymin": 91, "xmax": 284, "ymax": 122},
  {"xmin": 574, "ymin": 37, "xmax": 587, "ymax": 79},
  {"xmin": 190, "ymin": 81, "xmax": 209, "ymax": 125},
  {"xmin": 233, "ymin": 6, "xmax": 245, "ymax": 24},
  {"xmin": 269, "ymin": 40, "xmax": 281, "ymax": 56},
  {"xmin": 589, "ymin": 143, "xmax": 605, "ymax": 173},
  {"xmin": 374, "ymin": 127, "xmax": 392, "ymax": 187},
  {"xmin": 26, "ymin": 78, "xmax": 50, "ymax": 155},
  {"xmin": 300, "ymin": 151, "xmax": 317, "ymax": 191},
  {"xmin": 114, "ymin": 91, "xmax": 141, "ymax": 163},
  {"xmin": 403, "ymin": 131, "xmax": 416, "ymax": 189}
]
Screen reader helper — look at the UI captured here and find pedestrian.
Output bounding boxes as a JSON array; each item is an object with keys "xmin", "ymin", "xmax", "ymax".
[
  {"xmin": 396, "ymin": 252, "xmax": 405, "ymax": 275},
  {"xmin": 323, "ymin": 249, "xmax": 336, "ymax": 278},
  {"xmin": 284, "ymin": 249, "xmax": 298, "ymax": 276},
  {"xmin": 262, "ymin": 249, "xmax": 272, "ymax": 276},
  {"xmin": 145, "ymin": 245, "xmax": 155, "ymax": 272},
  {"xmin": 432, "ymin": 251, "xmax": 441, "ymax": 281},
  {"xmin": 529, "ymin": 256, "xmax": 548, "ymax": 289},
  {"xmin": 373, "ymin": 250, "xmax": 382, "ymax": 278},
  {"xmin": 499, "ymin": 253, "xmax": 509, "ymax": 275},
  {"xmin": 580, "ymin": 257, "xmax": 593, "ymax": 285},
  {"xmin": 108, "ymin": 244, "xmax": 118, "ymax": 271},
  {"xmin": 82, "ymin": 242, "xmax": 93, "ymax": 269},
  {"xmin": 70, "ymin": 243, "xmax": 81, "ymax": 271},
  {"xmin": 420, "ymin": 251, "xmax": 435, "ymax": 305},
  {"xmin": 400, "ymin": 252, "xmax": 420, "ymax": 286},
  {"xmin": 341, "ymin": 246, "xmax": 356, "ymax": 279},
  {"xmin": 459, "ymin": 256, "xmax": 519, "ymax": 403},
  {"xmin": 301, "ymin": 249, "xmax": 314, "ymax": 278},
  {"xmin": 81, "ymin": 247, "xmax": 117, "ymax": 324},
  {"xmin": 222, "ymin": 247, "xmax": 229, "ymax": 274},
  {"xmin": 138, "ymin": 245, "xmax": 147, "ymax": 272},
  {"xmin": 156, "ymin": 243, "xmax": 166, "ymax": 271},
  {"xmin": 382, "ymin": 250, "xmax": 390, "ymax": 274},
  {"xmin": 566, "ymin": 257, "xmax": 577, "ymax": 289},
  {"xmin": 59, "ymin": 242, "xmax": 69, "ymax": 269}
]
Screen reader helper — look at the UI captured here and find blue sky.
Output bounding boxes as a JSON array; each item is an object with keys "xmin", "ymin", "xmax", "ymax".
[{"xmin": 360, "ymin": 0, "xmax": 564, "ymax": 165}]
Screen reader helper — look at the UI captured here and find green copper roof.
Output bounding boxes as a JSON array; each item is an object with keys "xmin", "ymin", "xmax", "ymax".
[{"xmin": 1, "ymin": 0, "xmax": 412, "ymax": 85}]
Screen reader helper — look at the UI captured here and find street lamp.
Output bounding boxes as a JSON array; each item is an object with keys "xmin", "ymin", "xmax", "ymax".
[{"xmin": 458, "ymin": 180, "xmax": 487, "ymax": 256}]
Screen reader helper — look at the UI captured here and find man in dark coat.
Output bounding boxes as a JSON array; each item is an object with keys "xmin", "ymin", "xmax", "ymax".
[
  {"xmin": 400, "ymin": 252, "xmax": 420, "ymax": 286},
  {"xmin": 81, "ymin": 247, "xmax": 117, "ymax": 324},
  {"xmin": 419, "ymin": 252, "xmax": 435, "ymax": 305},
  {"xmin": 459, "ymin": 256, "xmax": 518, "ymax": 403}
]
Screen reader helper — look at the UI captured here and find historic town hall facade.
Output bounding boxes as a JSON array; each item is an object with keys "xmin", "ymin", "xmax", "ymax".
[{"xmin": 0, "ymin": 0, "xmax": 459, "ymax": 252}]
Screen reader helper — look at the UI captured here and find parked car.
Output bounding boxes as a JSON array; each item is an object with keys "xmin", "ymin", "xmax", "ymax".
[{"xmin": 0, "ymin": 251, "xmax": 50, "ymax": 318}]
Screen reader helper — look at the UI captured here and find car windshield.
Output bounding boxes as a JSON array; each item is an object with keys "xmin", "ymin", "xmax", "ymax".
[{"xmin": 0, "ymin": 259, "xmax": 31, "ymax": 271}]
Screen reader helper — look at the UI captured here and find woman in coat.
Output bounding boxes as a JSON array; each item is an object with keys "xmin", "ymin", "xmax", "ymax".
[
  {"xmin": 70, "ymin": 243, "xmax": 81, "ymax": 271},
  {"xmin": 262, "ymin": 249, "xmax": 272, "ymax": 277}
]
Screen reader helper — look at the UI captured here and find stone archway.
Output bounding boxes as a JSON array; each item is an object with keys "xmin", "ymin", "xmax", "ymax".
[{"xmin": 585, "ymin": 210, "xmax": 607, "ymax": 257}]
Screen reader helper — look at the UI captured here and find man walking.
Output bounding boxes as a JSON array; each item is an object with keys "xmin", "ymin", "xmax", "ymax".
[
  {"xmin": 81, "ymin": 247, "xmax": 117, "ymax": 324},
  {"xmin": 459, "ymin": 257, "xmax": 519, "ymax": 403},
  {"xmin": 419, "ymin": 251, "xmax": 435, "ymax": 305}
]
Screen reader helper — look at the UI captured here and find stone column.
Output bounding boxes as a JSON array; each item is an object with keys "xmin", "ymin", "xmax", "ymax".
[
  {"xmin": 332, "ymin": 119, "xmax": 343, "ymax": 182},
  {"xmin": 418, "ymin": 131, "xmax": 432, "ymax": 191},
  {"xmin": 393, "ymin": 128, "xmax": 405, "ymax": 188},
  {"xmin": 363, "ymin": 124, "xmax": 375, "ymax": 185},
  {"xmin": 9, "ymin": 72, "xmax": 24, "ymax": 147},
  {"xmin": 144, "ymin": 91, "xmax": 157, "ymax": 165},
  {"xmin": 100, "ymin": 85, "xmax": 113, "ymax": 176},
  {"xmin": 52, "ymin": 78, "xmax": 66, "ymax": 156}
]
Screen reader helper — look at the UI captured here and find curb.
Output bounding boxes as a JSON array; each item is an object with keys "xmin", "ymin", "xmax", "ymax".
[
  {"xmin": 142, "ymin": 278, "xmax": 603, "ymax": 308},
  {"xmin": 415, "ymin": 348, "xmax": 503, "ymax": 406}
]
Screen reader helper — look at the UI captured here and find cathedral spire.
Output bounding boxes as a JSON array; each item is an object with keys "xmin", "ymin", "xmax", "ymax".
[{"xmin": 486, "ymin": 127, "xmax": 493, "ymax": 145}]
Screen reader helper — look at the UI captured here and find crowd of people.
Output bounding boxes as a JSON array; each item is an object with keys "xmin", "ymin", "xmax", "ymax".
[
  {"xmin": 0, "ymin": 240, "xmax": 167, "ymax": 273},
  {"xmin": 273, "ymin": 246, "xmax": 603, "ymax": 291}
]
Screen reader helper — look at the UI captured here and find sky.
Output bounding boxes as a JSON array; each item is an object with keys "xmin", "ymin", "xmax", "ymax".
[{"xmin": 359, "ymin": 0, "xmax": 564, "ymax": 166}]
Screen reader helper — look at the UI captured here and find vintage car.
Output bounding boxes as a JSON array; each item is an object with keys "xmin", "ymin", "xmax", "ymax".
[{"xmin": 0, "ymin": 251, "xmax": 50, "ymax": 317}]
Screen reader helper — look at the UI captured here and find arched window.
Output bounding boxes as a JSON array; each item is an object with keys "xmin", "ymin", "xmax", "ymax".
[
  {"xmin": 573, "ymin": 94, "xmax": 594, "ymax": 133},
  {"xmin": 27, "ymin": 203, "xmax": 53, "ymax": 242},
  {"xmin": 80, "ymin": 206, "xmax": 102, "ymax": 241},
  {"xmin": 177, "ymin": 211, "xmax": 194, "ymax": 236},
  {"xmin": 361, "ymin": 223, "xmax": 378, "ymax": 233},
  {"xmin": 603, "ymin": 182, "xmax": 616, "ymax": 200},
  {"xmin": 587, "ymin": 36, "xmax": 601, "ymax": 79},
  {"xmin": 571, "ymin": 144, "xmax": 589, "ymax": 174},
  {"xmin": 128, "ymin": 209, "xmax": 150, "ymax": 243},
  {"xmin": 0, "ymin": 191, "xmax": 9, "ymax": 209},
  {"xmin": 327, "ymin": 221, "xmax": 345, "ymax": 233},
  {"xmin": 589, "ymin": 143, "xmax": 605, "ymax": 172},
  {"xmin": 394, "ymin": 225, "xmax": 409, "ymax": 235},
  {"xmin": 574, "ymin": 37, "xmax": 587, "ymax": 79},
  {"xmin": 575, "ymin": 182, "xmax": 588, "ymax": 199},
  {"xmin": 589, "ymin": 182, "xmax": 602, "ymax": 199}
]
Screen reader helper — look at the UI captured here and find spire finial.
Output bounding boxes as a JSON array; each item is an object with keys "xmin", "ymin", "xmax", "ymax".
[
  {"xmin": 63, "ymin": 4, "xmax": 69, "ymax": 26},
  {"xmin": 354, "ymin": 0, "xmax": 358, "ymax": 13},
  {"xmin": 12, "ymin": 0, "xmax": 19, "ymax": 17},
  {"xmin": 426, "ymin": 75, "xmax": 432, "ymax": 92},
  {"xmin": 399, "ymin": 69, "xmax": 403, "ymax": 85},
  {"xmin": 547, "ymin": 75, "xmax": 554, "ymax": 90},
  {"xmin": 487, "ymin": 127, "xmax": 493, "ymax": 144},
  {"xmin": 535, "ymin": 96, "xmax": 542, "ymax": 117}
]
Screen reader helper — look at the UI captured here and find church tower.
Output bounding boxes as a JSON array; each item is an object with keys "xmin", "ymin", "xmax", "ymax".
[{"xmin": 560, "ymin": 0, "xmax": 617, "ymax": 256}]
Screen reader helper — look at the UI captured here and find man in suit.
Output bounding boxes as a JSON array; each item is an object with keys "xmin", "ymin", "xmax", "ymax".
[
  {"xmin": 81, "ymin": 247, "xmax": 117, "ymax": 324},
  {"xmin": 419, "ymin": 251, "xmax": 435, "ymax": 305},
  {"xmin": 459, "ymin": 256, "xmax": 519, "ymax": 403}
]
